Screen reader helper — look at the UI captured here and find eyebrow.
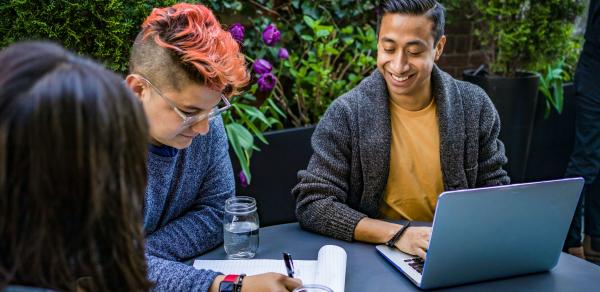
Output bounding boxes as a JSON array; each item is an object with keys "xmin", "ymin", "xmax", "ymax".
[
  {"xmin": 380, "ymin": 37, "xmax": 428, "ymax": 48},
  {"xmin": 405, "ymin": 40, "xmax": 428, "ymax": 47},
  {"xmin": 381, "ymin": 37, "xmax": 396, "ymax": 44}
]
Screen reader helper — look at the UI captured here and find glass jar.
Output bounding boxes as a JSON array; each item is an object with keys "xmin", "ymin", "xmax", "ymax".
[{"xmin": 223, "ymin": 196, "xmax": 260, "ymax": 259}]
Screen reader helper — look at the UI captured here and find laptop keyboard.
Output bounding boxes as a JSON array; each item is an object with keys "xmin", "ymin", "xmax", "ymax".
[{"xmin": 404, "ymin": 257, "xmax": 424, "ymax": 274}]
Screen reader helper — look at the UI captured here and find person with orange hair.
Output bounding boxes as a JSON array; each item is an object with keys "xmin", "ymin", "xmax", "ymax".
[{"xmin": 125, "ymin": 3, "xmax": 301, "ymax": 292}]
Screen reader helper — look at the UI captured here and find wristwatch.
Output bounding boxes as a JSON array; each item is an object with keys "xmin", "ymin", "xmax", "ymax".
[
  {"xmin": 219, "ymin": 274, "xmax": 246, "ymax": 292},
  {"xmin": 219, "ymin": 274, "xmax": 238, "ymax": 292}
]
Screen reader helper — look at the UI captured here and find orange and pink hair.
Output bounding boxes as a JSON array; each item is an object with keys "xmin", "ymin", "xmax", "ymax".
[{"xmin": 141, "ymin": 3, "xmax": 249, "ymax": 96}]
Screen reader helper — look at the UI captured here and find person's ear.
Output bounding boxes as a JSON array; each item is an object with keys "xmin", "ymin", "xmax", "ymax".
[
  {"xmin": 434, "ymin": 35, "xmax": 446, "ymax": 61},
  {"xmin": 125, "ymin": 74, "xmax": 146, "ymax": 101}
]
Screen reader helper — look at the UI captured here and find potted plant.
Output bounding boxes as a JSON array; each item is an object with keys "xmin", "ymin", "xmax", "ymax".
[
  {"xmin": 463, "ymin": 0, "xmax": 582, "ymax": 183},
  {"xmin": 219, "ymin": 1, "xmax": 378, "ymax": 225},
  {"xmin": 525, "ymin": 40, "xmax": 582, "ymax": 182}
]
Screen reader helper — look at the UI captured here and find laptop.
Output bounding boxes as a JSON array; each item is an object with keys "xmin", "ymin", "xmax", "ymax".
[{"xmin": 376, "ymin": 177, "xmax": 584, "ymax": 289}]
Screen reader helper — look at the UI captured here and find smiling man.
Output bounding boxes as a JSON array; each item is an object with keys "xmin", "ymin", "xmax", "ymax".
[
  {"xmin": 125, "ymin": 3, "xmax": 300, "ymax": 292},
  {"xmin": 294, "ymin": 0, "xmax": 510, "ymax": 259}
]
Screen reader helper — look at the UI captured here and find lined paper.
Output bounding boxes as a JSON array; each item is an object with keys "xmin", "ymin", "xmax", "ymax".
[{"xmin": 193, "ymin": 245, "xmax": 347, "ymax": 292}]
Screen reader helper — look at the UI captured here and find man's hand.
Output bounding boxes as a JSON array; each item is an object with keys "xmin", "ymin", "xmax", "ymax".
[{"xmin": 395, "ymin": 226, "xmax": 432, "ymax": 259}]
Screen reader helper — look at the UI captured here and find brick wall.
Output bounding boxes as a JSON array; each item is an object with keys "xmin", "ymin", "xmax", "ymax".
[{"xmin": 437, "ymin": 18, "xmax": 488, "ymax": 79}]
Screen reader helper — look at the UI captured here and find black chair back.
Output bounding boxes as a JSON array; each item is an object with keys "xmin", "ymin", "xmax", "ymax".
[{"xmin": 229, "ymin": 126, "xmax": 315, "ymax": 227}]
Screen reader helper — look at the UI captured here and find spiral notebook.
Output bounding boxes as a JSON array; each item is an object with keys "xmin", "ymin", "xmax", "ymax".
[{"xmin": 193, "ymin": 245, "xmax": 347, "ymax": 292}]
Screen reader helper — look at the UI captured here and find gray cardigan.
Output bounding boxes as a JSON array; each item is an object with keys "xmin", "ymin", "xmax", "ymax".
[{"xmin": 293, "ymin": 66, "xmax": 510, "ymax": 242}]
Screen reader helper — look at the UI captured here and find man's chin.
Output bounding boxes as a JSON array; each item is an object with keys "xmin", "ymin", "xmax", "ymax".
[{"xmin": 387, "ymin": 85, "xmax": 414, "ymax": 98}]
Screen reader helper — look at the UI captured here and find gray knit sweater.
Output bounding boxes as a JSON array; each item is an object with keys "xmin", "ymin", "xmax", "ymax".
[
  {"xmin": 144, "ymin": 116, "xmax": 233, "ymax": 291},
  {"xmin": 293, "ymin": 66, "xmax": 510, "ymax": 242}
]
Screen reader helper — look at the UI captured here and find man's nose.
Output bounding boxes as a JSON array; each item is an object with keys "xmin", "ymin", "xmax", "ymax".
[{"xmin": 390, "ymin": 51, "xmax": 409, "ymax": 73}]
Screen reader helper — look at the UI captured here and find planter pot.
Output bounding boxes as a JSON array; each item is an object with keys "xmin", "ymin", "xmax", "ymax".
[
  {"xmin": 463, "ymin": 69, "xmax": 540, "ymax": 183},
  {"xmin": 525, "ymin": 83, "xmax": 576, "ymax": 182},
  {"xmin": 229, "ymin": 126, "xmax": 315, "ymax": 227}
]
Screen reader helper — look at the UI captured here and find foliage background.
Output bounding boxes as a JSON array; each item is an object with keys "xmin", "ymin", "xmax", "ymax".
[
  {"xmin": 0, "ymin": 0, "xmax": 380, "ymax": 183},
  {"xmin": 0, "ymin": 0, "xmax": 585, "ymax": 183},
  {"xmin": 471, "ymin": 0, "xmax": 583, "ymax": 77}
]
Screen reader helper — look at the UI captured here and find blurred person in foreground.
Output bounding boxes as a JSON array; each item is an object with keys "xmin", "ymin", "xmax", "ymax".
[{"xmin": 0, "ymin": 41, "xmax": 152, "ymax": 291}]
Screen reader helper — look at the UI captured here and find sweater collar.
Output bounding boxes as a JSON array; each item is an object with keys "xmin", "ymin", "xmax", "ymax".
[
  {"xmin": 355, "ymin": 65, "xmax": 466, "ymax": 216},
  {"xmin": 148, "ymin": 143, "xmax": 179, "ymax": 157}
]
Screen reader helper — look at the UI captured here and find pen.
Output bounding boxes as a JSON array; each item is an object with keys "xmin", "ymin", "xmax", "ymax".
[{"xmin": 282, "ymin": 252, "xmax": 295, "ymax": 278}]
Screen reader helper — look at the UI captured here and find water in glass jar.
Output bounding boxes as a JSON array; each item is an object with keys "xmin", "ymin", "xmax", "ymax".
[{"xmin": 224, "ymin": 221, "xmax": 259, "ymax": 259}]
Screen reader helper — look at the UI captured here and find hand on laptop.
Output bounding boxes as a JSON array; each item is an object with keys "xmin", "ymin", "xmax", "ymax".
[{"xmin": 395, "ymin": 226, "xmax": 432, "ymax": 259}]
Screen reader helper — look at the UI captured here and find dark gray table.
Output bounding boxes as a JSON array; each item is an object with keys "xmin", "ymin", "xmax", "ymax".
[{"xmin": 196, "ymin": 223, "xmax": 600, "ymax": 291}]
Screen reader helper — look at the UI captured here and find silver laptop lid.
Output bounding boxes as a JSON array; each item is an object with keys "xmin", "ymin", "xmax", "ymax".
[{"xmin": 421, "ymin": 178, "xmax": 584, "ymax": 289}]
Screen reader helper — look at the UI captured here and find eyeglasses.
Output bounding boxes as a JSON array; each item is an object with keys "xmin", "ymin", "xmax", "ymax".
[{"xmin": 137, "ymin": 75, "xmax": 231, "ymax": 128}]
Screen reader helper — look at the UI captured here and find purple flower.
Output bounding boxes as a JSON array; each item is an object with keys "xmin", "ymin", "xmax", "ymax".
[
  {"xmin": 252, "ymin": 59, "xmax": 273, "ymax": 75},
  {"xmin": 228, "ymin": 23, "xmax": 245, "ymax": 44},
  {"xmin": 257, "ymin": 73, "xmax": 277, "ymax": 92},
  {"xmin": 278, "ymin": 48, "xmax": 289, "ymax": 60},
  {"xmin": 262, "ymin": 24, "xmax": 281, "ymax": 46},
  {"xmin": 238, "ymin": 170, "xmax": 249, "ymax": 188}
]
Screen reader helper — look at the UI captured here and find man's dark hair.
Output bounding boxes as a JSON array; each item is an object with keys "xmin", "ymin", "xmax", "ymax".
[
  {"xmin": 377, "ymin": 0, "xmax": 446, "ymax": 45},
  {"xmin": 0, "ymin": 41, "xmax": 152, "ymax": 291}
]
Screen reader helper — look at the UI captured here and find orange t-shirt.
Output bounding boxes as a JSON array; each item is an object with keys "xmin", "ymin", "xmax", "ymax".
[{"xmin": 379, "ymin": 97, "xmax": 444, "ymax": 221}]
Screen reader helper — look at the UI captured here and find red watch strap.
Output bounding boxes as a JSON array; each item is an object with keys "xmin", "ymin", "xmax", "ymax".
[{"xmin": 224, "ymin": 274, "xmax": 239, "ymax": 283}]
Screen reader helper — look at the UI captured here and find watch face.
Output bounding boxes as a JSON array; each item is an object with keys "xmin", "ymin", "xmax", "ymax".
[{"xmin": 219, "ymin": 281, "xmax": 235, "ymax": 292}]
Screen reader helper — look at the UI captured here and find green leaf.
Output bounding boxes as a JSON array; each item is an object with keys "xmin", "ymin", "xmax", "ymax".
[
  {"xmin": 234, "ymin": 105, "xmax": 269, "ymax": 145},
  {"xmin": 267, "ymin": 98, "xmax": 286, "ymax": 118},
  {"xmin": 341, "ymin": 26, "xmax": 354, "ymax": 34},
  {"xmin": 241, "ymin": 92, "xmax": 257, "ymax": 102},
  {"xmin": 325, "ymin": 46, "xmax": 339, "ymax": 55},
  {"xmin": 223, "ymin": 1, "xmax": 242, "ymax": 11},
  {"xmin": 316, "ymin": 29, "xmax": 330, "ymax": 38},
  {"xmin": 237, "ymin": 104, "xmax": 270, "ymax": 125},
  {"xmin": 227, "ymin": 122, "xmax": 254, "ymax": 149},
  {"xmin": 301, "ymin": 34, "xmax": 314, "ymax": 41},
  {"xmin": 249, "ymin": 124, "xmax": 269, "ymax": 144},
  {"xmin": 303, "ymin": 15, "xmax": 316, "ymax": 29},
  {"xmin": 554, "ymin": 82, "xmax": 564, "ymax": 113},
  {"xmin": 267, "ymin": 117, "xmax": 283, "ymax": 126},
  {"xmin": 225, "ymin": 123, "xmax": 251, "ymax": 183}
]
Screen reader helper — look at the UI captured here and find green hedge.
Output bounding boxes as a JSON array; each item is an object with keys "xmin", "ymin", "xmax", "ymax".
[{"xmin": 0, "ymin": 0, "xmax": 180, "ymax": 73}]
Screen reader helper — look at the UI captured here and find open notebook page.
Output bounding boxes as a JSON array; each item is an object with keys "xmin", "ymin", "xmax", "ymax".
[
  {"xmin": 193, "ymin": 245, "xmax": 347, "ymax": 292},
  {"xmin": 314, "ymin": 245, "xmax": 347, "ymax": 292},
  {"xmin": 193, "ymin": 258, "xmax": 317, "ymax": 283}
]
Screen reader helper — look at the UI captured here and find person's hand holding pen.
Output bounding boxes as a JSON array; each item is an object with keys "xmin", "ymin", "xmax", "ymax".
[
  {"xmin": 208, "ymin": 252, "xmax": 302, "ymax": 291},
  {"xmin": 210, "ymin": 272, "xmax": 301, "ymax": 292}
]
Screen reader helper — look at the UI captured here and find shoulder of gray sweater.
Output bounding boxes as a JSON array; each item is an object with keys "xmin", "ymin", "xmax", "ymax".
[
  {"xmin": 439, "ymin": 71, "xmax": 501, "ymax": 130},
  {"xmin": 435, "ymin": 66, "xmax": 495, "ymax": 114},
  {"xmin": 328, "ymin": 69, "xmax": 385, "ymax": 113},
  {"xmin": 455, "ymin": 78, "xmax": 493, "ymax": 110}
]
